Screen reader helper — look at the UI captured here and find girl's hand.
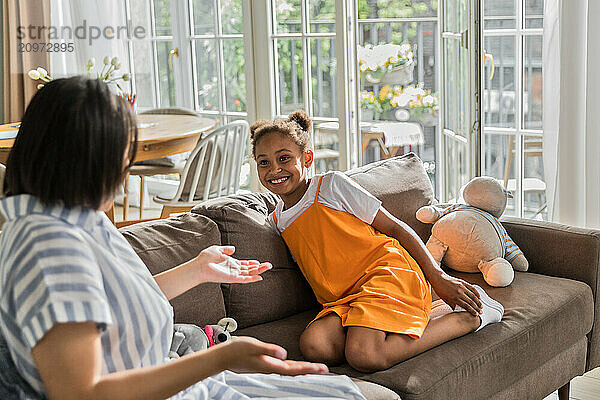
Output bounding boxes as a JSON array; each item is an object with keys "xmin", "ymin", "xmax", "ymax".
[
  {"xmin": 431, "ymin": 273, "xmax": 482, "ymax": 316},
  {"xmin": 196, "ymin": 245, "xmax": 272, "ymax": 284},
  {"xmin": 219, "ymin": 337, "xmax": 329, "ymax": 376}
]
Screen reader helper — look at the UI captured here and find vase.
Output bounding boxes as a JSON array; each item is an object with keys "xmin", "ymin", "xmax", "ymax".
[
  {"xmin": 379, "ymin": 61, "xmax": 414, "ymax": 86},
  {"xmin": 361, "ymin": 109, "xmax": 374, "ymax": 121}
]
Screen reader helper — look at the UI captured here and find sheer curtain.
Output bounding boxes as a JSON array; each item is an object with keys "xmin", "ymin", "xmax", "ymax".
[
  {"xmin": 49, "ymin": 0, "xmax": 130, "ymax": 85},
  {"xmin": 543, "ymin": 0, "xmax": 600, "ymax": 228}
]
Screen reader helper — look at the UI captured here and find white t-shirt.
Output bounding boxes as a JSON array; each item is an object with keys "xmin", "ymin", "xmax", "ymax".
[{"xmin": 270, "ymin": 171, "xmax": 382, "ymax": 233}]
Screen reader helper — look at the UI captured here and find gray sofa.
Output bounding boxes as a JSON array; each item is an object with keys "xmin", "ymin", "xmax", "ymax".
[{"xmin": 120, "ymin": 153, "xmax": 599, "ymax": 400}]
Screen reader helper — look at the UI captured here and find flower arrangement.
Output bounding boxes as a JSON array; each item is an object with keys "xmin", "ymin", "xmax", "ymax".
[
  {"xmin": 358, "ymin": 43, "xmax": 414, "ymax": 83},
  {"xmin": 28, "ymin": 56, "xmax": 130, "ymax": 93},
  {"xmin": 361, "ymin": 83, "xmax": 438, "ymax": 122}
]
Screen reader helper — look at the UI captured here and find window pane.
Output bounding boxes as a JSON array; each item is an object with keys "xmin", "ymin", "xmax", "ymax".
[
  {"xmin": 152, "ymin": 0, "xmax": 172, "ymax": 36},
  {"xmin": 221, "ymin": 0, "xmax": 243, "ymax": 34},
  {"xmin": 156, "ymin": 40, "xmax": 176, "ymax": 107},
  {"xmin": 524, "ymin": 0, "xmax": 544, "ymax": 29},
  {"xmin": 309, "ymin": 0, "xmax": 335, "ymax": 33},
  {"xmin": 484, "ymin": 0, "xmax": 516, "ymax": 29},
  {"xmin": 483, "ymin": 132, "xmax": 518, "ymax": 217},
  {"xmin": 523, "ymin": 135, "xmax": 546, "ymax": 219},
  {"xmin": 311, "ymin": 38, "xmax": 336, "ymax": 118},
  {"xmin": 129, "ymin": 0, "xmax": 152, "ymax": 34},
  {"xmin": 192, "ymin": 0, "xmax": 215, "ymax": 35},
  {"xmin": 274, "ymin": 0, "xmax": 301, "ymax": 33},
  {"xmin": 194, "ymin": 39, "xmax": 219, "ymax": 111},
  {"xmin": 357, "ymin": 0, "xmax": 437, "ymax": 19},
  {"xmin": 523, "ymin": 36, "xmax": 543, "ymax": 129},
  {"xmin": 276, "ymin": 38, "xmax": 304, "ymax": 114},
  {"xmin": 483, "ymin": 36, "xmax": 516, "ymax": 128},
  {"xmin": 131, "ymin": 40, "xmax": 155, "ymax": 109},
  {"xmin": 223, "ymin": 39, "xmax": 246, "ymax": 112},
  {"xmin": 444, "ymin": 0, "xmax": 469, "ymax": 32},
  {"xmin": 443, "ymin": 38, "xmax": 469, "ymax": 136}
]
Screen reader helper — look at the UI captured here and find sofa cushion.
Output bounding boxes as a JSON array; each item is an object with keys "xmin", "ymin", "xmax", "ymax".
[
  {"xmin": 346, "ymin": 153, "xmax": 435, "ymax": 242},
  {"xmin": 119, "ymin": 213, "xmax": 227, "ymax": 326},
  {"xmin": 237, "ymin": 272, "xmax": 593, "ymax": 400},
  {"xmin": 192, "ymin": 192, "xmax": 319, "ymax": 329}
]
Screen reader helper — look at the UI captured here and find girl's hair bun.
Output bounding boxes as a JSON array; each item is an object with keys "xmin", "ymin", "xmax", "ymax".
[
  {"xmin": 250, "ymin": 120, "xmax": 270, "ymax": 139},
  {"xmin": 288, "ymin": 110, "xmax": 311, "ymax": 133}
]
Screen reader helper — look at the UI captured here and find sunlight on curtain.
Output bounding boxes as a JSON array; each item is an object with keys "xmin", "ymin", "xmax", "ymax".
[{"xmin": 543, "ymin": 0, "xmax": 600, "ymax": 228}]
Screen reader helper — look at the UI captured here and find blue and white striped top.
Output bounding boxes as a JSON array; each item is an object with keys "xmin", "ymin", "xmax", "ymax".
[
  {"xmin": 0, "ymin": 195, "xmax": 367, "ymax": 400},
  {"xmin": 0, "ymin": 194, "xmax": 174, "ymax": 395}
]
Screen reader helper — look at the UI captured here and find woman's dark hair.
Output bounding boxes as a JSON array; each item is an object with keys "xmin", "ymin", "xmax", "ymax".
[
  {"xmin": 4, "ymin": 76, "xmax": 138, "ymax": 209},
  {"xmin": 250, "ymin": 110, "xmax": 312, "ymax": 158}
]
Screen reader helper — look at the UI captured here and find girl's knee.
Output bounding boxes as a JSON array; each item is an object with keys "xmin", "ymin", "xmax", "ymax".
[
  {"xmin": 344, "ymin": 336, "xmax": 391, "ymax": 372},
  {"xmin": 299, "ymin": 330, "xmax": 344, "ymax": 365}
]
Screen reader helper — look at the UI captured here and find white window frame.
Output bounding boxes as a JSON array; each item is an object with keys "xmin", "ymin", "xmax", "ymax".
[{"xmin": 482, "ymin": 0, "xmax": 544, "ymax": 218}]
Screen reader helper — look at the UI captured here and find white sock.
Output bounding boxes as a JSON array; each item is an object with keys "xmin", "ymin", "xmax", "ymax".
[{"xmin": 455, "ymin": 285, "xmax": 504, "ymax": 332}]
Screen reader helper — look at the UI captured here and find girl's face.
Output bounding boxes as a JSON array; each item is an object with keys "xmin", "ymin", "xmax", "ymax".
[{"xmin": 255, "ymin": 131, "xmax": 313, "ymax": 208}]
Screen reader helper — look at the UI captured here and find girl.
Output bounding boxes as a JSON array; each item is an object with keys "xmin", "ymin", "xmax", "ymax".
[
  {"xmin": 0, "ymin": 77, "xmax": 368, "ymax": 400},
  {"xmin": 251, "ymin": 110, "xmax": 505, "ymax": 373}
]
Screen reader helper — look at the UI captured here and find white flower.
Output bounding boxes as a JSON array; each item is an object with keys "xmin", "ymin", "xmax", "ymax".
[
  {"xmin": 276, "ymin": 0, "xmax": 294, "ymax": 14},
  {"xmin": 122, "ymin": 73, "xmax": 130, "ymax": 81},
  {"xmin": 103, "ymin": 56, "xmax": 110, "ymax": 65},
  {"xmin": 111, "ymin": 57, "xmax": 119, "ymax": 66},
  {"xmin": 422, "ymin": 95, "xmax": 435, "ymax": 106},
  {"xmin": 87, "ymin": 58, "xmax": 95, "ymax": 69},
  {"xmin": 115, "ymin": 63, "xmax": 121, "ymax": 70},
  {"xmin": 28, "ymin": 69, "xmax": 41, "ymax": 80},
  {"xmin": 394, "ymin": 93, "xmax": 412, "ymax": 107},
  {"xmin": 36, "ymin": 67, "xmax": 48, "ymax": 77}
]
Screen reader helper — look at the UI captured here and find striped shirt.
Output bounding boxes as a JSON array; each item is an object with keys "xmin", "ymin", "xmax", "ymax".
[
  {"xmin": 0, "ymin": 195, "xmax": 367, "ymax": 400},
  {"xmin": 0, "ymin": 194, "xmax": 174, "ymax": 395}
]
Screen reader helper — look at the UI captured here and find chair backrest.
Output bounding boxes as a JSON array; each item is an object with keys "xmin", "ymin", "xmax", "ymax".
[
  {"xmin": 172, "ymin": 120, "xmax": 249, "ymax": 204},
  {"xmin": 139, "ymin": 107, "xmax": 198, "ymax": 116}
]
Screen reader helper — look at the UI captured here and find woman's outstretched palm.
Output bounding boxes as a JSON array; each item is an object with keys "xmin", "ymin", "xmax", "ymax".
[{"xmin": 197, "ymin": 245, "xmax": 272, "ymax": 284}]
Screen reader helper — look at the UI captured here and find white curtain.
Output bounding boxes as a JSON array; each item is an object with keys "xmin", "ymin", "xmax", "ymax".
[
  {"xmin": 49, "ymin": 0, "xmax": 130, "ymax": 87},
  {"xmin": 543, "ymin": 0, "xmax": 600, "ymax": 228}
]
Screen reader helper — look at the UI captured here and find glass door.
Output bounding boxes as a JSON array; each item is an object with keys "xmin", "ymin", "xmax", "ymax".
[
  {"xmin": 439, "ymin": 0, "xmax": 481, "ymax": 200},
  {"xmin": 126, "ymin": 0, "xmax": 193, "ymax": 110}
]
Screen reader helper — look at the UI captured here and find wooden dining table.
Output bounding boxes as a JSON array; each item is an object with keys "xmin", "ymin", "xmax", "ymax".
[
  {"xmin": 0, "ymin": 113, "xmax": 216, "ymax": 164},
  {"xmin": 0, "ymin": 113, "xmax": 216, "ymax": 223}
]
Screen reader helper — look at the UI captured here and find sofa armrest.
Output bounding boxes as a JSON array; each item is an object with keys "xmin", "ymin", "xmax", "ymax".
[{"xmin": 502, "ymin": 217, "xmax": 600, "ymax": 371}]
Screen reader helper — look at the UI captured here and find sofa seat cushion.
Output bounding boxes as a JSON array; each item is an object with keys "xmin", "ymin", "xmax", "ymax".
[
  {"xmin": 237, "ymin": 273, "xmax": 593, "ymax": 400},
  {"xmin": 192, "ymin": 192, "xmax": 319, "ymax": 329},
  {"xmin": 119, "ymin": 213, "xmax": 226, "ymax": 326}
]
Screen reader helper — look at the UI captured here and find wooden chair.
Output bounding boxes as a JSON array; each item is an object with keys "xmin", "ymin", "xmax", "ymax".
[
  {"xmin": 154, "ymin": 120, "xmax": 249, "ymax": 218},
  {"xmin": 123, "ymin": 108, "xmax": 199, "ymax": 220},
  {"xmin": 503, "ymin": 136, "xmax": 546, "ymax": 216}
]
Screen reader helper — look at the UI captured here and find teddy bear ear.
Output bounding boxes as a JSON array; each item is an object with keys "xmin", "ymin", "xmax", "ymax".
[{"xmin": 218, "ymin": 317, "xmax": 238, "ymax": 332}]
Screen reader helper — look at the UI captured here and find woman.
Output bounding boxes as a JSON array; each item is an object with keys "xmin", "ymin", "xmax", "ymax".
[{"xmin": 0, "ymin": 77, "xmax": 364, "ymax": 400}]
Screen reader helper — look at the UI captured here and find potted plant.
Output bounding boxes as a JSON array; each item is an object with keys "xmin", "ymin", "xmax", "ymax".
[
  {"xmin": 358, "ymin": 43, "xmax": 414, "ymax": 86},
  {"xmin": 390, "ymin": 84, "xmax": 439, "ymax": 126}
]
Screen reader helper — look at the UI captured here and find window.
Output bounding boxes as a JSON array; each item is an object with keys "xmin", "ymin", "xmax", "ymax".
[
  {"xmin": 126, "ymin": 0, "xmax": 247, "ymax": 125},
  {"xmin": 123, "ymin": 0, "xmax": 545, "ymax": 209},
  {"xmin": 482, "ymin": 0, "xmax": 545, "ymax": 219}
]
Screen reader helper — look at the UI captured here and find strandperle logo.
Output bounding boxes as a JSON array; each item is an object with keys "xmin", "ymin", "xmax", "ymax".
[{"xmin": 17, "ymin": 19, "xmax": 147, "ymax": 46}]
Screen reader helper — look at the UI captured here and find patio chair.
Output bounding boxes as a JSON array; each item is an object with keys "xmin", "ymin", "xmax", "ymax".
[
  {"xmin": 154, "ymin": 120, "xmax": 249, "ymax": 218},
  {"xmin": 503, "ymin": 136, "xmax": 546, "ymax": 217}
]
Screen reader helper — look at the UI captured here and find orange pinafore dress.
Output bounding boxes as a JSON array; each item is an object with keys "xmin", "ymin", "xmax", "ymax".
[{"xmin": 274, "ymin": 176, "xmax": 432, "ymax": 338}]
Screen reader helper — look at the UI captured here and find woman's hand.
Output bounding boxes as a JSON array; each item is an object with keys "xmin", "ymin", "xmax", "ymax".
[
  {"xmin": 430, "ymin": 273, "xmax": 482, "ymax": 316},
  {"xmin": 218, "ymin": 337, "xmax": 329, "ymax": 376},
  {"xmin": 196, "ymin": 245, "xmax": 272, "ymax": 284}
]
